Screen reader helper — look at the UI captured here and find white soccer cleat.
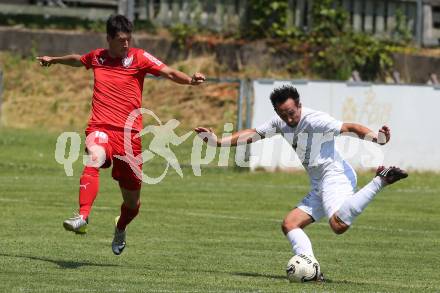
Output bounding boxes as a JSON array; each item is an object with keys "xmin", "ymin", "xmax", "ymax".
[
  {"xmin": 112, "ymin": 216, "xmax": 126, "ymax": 255},
  {"xmin": 63, "ymin": 213, "xmax": 88, "ymax": 234}
]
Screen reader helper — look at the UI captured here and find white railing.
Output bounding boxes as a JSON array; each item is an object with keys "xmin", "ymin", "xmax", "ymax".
[
  {"xmin": 287, "ymin": 0, "xmax": 418, "ymax": 35},
  {"xmin": 137, "ymin": 0, "xmax": 247, "ymax": 32}
]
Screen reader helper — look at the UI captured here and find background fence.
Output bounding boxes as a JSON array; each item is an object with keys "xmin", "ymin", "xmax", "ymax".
[
  {"xmin": 288, "ymin": 0, "xmax": 420, "ymax": 40},
  {"xmin": 0, "ymin": 0, "xmax": 439, "ymax": 46}
]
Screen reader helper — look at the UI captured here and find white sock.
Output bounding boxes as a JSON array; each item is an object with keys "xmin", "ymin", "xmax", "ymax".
[
  {"xmin": 286, "ymin": 228, "xmax": 314, "ymax": 256},
  {"xmin": 336, "ymin": 177, "xmax": 385, "ymax": 226}
]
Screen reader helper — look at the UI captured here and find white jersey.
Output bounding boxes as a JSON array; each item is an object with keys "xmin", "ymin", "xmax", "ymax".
[{"xmin": 255, "ymin": 107, "xmax": 349, "ymax": 181}]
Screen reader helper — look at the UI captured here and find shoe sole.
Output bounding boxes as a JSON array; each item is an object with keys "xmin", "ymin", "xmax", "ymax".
[
  {"xmin": 112, "ymin": 245, "xmax": 125, "ymax": 255},
  {"xmin": 377, "ymin": 167, "xmax": 408, "ymax": 184},
  {"xmin": 63, "ymin": 222, "xmax": 87, "ymax": 234},
  {"xmin": 386, "ymin": 170, "xmax": 408, "ymax": 184}
]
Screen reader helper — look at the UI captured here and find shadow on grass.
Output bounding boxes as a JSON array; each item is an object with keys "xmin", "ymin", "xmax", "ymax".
[
  {"xmin": 231, "ymin": 271, "xmax": 287, "ymax": 280},
  {"xmin": 232, "ymin": 271, "xmax": 335, "ymax": 283},
  {"xmin": 0, "ymin": 253, "xmax": 119, "ymax": 269}
]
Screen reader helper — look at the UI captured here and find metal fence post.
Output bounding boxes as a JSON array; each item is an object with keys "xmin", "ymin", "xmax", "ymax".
[
  {"xmin": 286, "ymin": 0, "xmax": 295, "ymax": 29},
  {"xmin": 118, "ymin": 0, "xmax": 135, "ymax": 21},
  {"xmin": 244, "ymin": 79, "xmax": 252, "ymax": 166},
  {"xmin": 118, "ymin": 0, "xmax": 126, "ymax": 16},
  {"xmin": 416, "ymin": 0, "xmax": 423, "ymax": 46},
  {"xmin": 127, "ymin": 0, "xmax": 135, "ymax": 22},
  {"xmin": 245, "ymin": 79, "xmax": 252, "ymax": 129},
  {"xmin": 236, "ymin": 79, "xmax": 244, "ymax": 131}
]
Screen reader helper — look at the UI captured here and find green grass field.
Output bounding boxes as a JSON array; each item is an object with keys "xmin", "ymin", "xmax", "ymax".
[{"xmin": 0, "ymin": 128, "xmax": 439, "ymax": 292}]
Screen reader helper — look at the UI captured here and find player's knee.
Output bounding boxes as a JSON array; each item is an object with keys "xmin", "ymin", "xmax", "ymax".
[
  {"xmin": 120, "ymin": 182, "xmax": 141, "ymax": 209},
  {"xmin": 329, "ymin": 216, "xmax": 350, "ymax": 235},
  {"xmin": 281, "ymin": 218, "xmax": 301, "ymax": 234},
  {"xmin": 119, "ymin": 178, "xmax": 141, "ymax": 191},
  {"xmin": 125, "ymin": 200, "xmax": 139, "ymax": 210},
  {"xmin": 85, "ymin": 146, "xmax": 107, "ymax": 168},
  {"xmin": 331, "ymin": 225, "xmax": 348, "ymax": 235},
  {"xmin": 122, "ymin": 195, "xmax": 140, "ymax": 210}
]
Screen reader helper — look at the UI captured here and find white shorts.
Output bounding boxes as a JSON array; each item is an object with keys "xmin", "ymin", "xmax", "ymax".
[{"xmin": 297, "ymin": 163, "xmax": 357, "ymax": 221}]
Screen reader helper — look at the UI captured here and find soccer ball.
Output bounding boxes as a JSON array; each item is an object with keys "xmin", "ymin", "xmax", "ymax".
[{"xmin": 286, "ymin": 254, "xmax": 321, "ymax": 283}]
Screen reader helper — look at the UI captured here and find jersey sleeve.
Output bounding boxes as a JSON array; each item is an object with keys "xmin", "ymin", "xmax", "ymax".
[
  {"xmin": 255, "ymin": 116, "xmax": 281, "ymax": 137},
  {"xmin": 80, "ymin": 51, "xmax": 94, "ymax": 70},
  {"xmin": 309, "ymin": 112, "xmax": 343, "ymax": 135},
  {"xmin": 138, "ymin": 50, "xmax": 166, "ymax": 76}
]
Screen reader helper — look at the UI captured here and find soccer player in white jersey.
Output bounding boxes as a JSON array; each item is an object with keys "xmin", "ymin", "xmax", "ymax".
[{"xmin": 194, "ymin": 85, "xmax": 408, "ymax": 280}]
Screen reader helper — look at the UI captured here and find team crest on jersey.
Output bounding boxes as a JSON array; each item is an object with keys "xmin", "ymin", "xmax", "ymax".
[{"xmin": 122, "ymin": 55, "xmax": 133, "ymax": 68}]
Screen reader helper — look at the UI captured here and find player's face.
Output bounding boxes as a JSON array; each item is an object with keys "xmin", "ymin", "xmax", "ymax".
[
  {"xmin": 107, "ymin": 32, "xmax": 132, "ymax": 58},
  {"xmin": 275, "ymin": 98, "xmax": 302, "ymax": 127}
]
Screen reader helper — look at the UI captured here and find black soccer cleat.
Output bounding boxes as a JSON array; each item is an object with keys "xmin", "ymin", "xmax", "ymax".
[
  {"xmin": 316, "ymin": 272, "xmax": 325, "ymax": 283},
  {"xmin": 376, "ymin": 166, "xmax": 408, "ymax": 184}
]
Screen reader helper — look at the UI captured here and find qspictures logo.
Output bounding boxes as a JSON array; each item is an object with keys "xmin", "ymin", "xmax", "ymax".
[{"xmin": 54, "ymin": 108, "xmax": 385, "ymax": 184}]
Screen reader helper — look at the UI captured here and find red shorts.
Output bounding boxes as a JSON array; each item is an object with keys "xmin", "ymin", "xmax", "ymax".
[{"xmin": 85, "ymin": 126, "xmax": 142, "ymax": 190}]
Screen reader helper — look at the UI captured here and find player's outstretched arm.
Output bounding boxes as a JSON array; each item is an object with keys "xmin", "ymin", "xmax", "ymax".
[
  {"xmin": 36, "ymin": 54, "xmax": 83, "ymax": 67},
  {"xmin": 194, "ymin": 127, "xmax": 263, "ymax": 147},
  {"xmin": 341, "ymin": 123, "xmax": 390, "ymax": 145},
  {"xmin": 158, "ymin": 66, "xmax": 205, "ymax": 85}
]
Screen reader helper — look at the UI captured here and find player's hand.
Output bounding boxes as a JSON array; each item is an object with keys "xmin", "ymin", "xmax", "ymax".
[
  {"xmin": 377, "ymin": 125, "xmax": 390, "ymax": 145},
  {"xmin": 190, "ymin": 72, "xmax": 206, "ymax": 85},
  {"xmin": 194, "ymin": 127, "xmax": 218, "ymax": 146},
  {"xmin": 36, "ymin": 56, "xmax": 55, "ymax": 67}
]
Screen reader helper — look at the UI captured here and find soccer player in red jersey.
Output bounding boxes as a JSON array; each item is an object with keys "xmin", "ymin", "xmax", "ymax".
[{"xmin": 37, "ymin": 15, "xmax": 205, "ymax": 255}]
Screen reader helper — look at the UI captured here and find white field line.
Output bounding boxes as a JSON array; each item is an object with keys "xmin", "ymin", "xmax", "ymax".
[
  {"xmin": 0, "ymin": 197, "xmax": 436, "ymax": 235},
  {"xmin": 181, "ymin": 211, "xmax": 439, "ymax": 235},
  {"xmin": 0, "ymin": 197, "xmax": 24, "ymax": 202},
  {"xmin": 393, "ymin": 187, "xmax": 440, "ymax": 193},
  {"xmin": 1, "ymin": 191, "xmax": 438, "ymax": 236},
  {"xmin": 92, "ymin": 206, "xmax": 114, "ymax": 211}
]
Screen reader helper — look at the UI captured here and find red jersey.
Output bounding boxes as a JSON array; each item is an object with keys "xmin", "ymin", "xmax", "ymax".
[{"xmin": 80, "ymin": 47, "xmax": 165, "ymax": 131}]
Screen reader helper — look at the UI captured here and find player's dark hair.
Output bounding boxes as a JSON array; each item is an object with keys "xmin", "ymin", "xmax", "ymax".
[
  {"xmin": 270, "ymin": 85, "xmax": 300, "ymax": 108},
  {"xmin": 106, "ymin": 14, "xmax": 133, "ymax": 38}
]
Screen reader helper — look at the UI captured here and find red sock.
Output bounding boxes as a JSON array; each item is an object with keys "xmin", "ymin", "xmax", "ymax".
[
  {"xmin": 117, "ymin": 202, "xmax": 140, "ymax": 231},
  {"xmin": 78, "ymin": 167, "xmax": 99, "ymax": 219}
]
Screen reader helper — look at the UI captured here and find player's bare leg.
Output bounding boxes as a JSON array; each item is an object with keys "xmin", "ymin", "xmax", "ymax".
[
  {"xmin": 282, "ymin": 208, "xmax": 325, "ymax": 282},
  {"xmin": 331, "ymin": 166, "xmax": 408, "ymax": 234},
  {"xmin": 112, "ymin": 185, "xmax": 141, "ymax": 255},
  {"xmin": 63, "ymin": 145, "xmax": 103, "ymax": 235},
  {"xmin": 329, "ymin": 214, "xmax": 350, "ymax": 234},
  {"xmin": 282, "ymin": 208, "xmax": 315, "ymax": 256}
]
